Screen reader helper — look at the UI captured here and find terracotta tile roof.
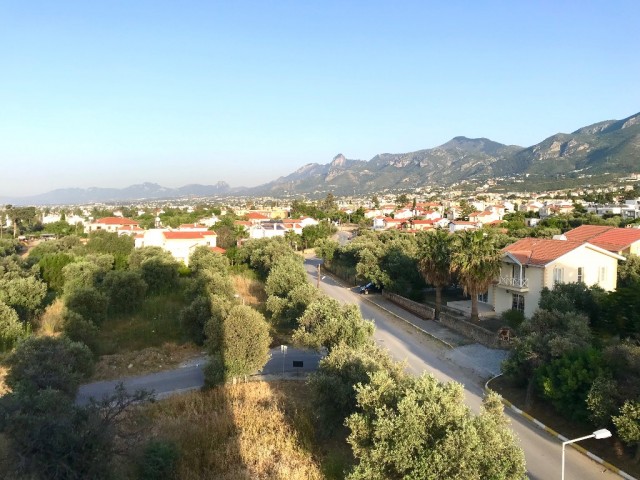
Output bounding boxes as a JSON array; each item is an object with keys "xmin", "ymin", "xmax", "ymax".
[
  {"xmin": 246, "ymin": 212, "xmax": 269, "ymax": 220},
  {"xmin": 564, "ymin": 225, "xmax": 612, "ymax": 242},
  {"xmin": 412, "ymin": 219, "xmax": 435, "ymax": 224},
  {"xmin": 452, "ymin": 220, "xmax": 477, "ymax": 225},
  {"xmin": 565, "ymin": 225, "xmax": 640, "ymax": 251},
  {"xmin": 163, "ymin": 231, "xmax": 214, "ymax": 240},
  {"xmin": 94, "ymin": 217, "xmax": 139, "ymax": 225},
  {"xmin": 210, "ymin": 246, "xmax": 226, "ymax": 254},
  {"xmin": 503, "ymin": 238, "xmax": 585, "ymax": 266}
]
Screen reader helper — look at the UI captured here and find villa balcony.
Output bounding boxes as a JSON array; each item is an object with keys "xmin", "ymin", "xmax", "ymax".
[{"xmin": 496, "ymin": 276, "xmax": 529, "ymax": 292}]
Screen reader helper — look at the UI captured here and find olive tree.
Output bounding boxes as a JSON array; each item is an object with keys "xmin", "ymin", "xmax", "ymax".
[
  {"xmin": 5, "ymin": 336, "xmax": 94, "ymax": 398},
  {"xmin": 345, "ymin": 371, "xmax": 526, "ymax": 479},
  {"xmin": 292, "ymin": 296, "xmax": 374, "ymax": 352},
  {"xmin": 204, "ymin": 305, "xmax": 271, "ymax": 385}
]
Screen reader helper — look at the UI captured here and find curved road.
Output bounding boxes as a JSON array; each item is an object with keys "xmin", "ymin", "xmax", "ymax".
[
  {"xmin": 309, "ymin": 257, "xmax": 619, "ymax": 480},
  {"xmin": 78, "ymin": 256, "xmax": 622, "ymax": 479}
]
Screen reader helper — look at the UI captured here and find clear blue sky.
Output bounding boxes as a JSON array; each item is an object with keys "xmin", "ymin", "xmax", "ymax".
[{"xmin": 1, "ymin": 1, "xmax": 639, "ymax": 196}]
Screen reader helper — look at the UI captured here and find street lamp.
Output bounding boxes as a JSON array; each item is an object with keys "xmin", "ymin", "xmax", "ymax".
[
  {"xmin": 280, "ymin": 345, "xmax": 287, "ymax": 376},
  {"xmin": 561, "ymin": 428, "xmax": 611, "ymax": 480}
]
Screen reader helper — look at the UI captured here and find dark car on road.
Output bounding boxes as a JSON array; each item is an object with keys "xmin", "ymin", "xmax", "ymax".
[{"xmin": 359, "ymin": 282, "xmax": 381, "ymax": 294}]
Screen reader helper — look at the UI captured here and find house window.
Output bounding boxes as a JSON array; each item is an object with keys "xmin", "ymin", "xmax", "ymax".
[
  {"xmin": 577, "ymin": 267, "xmax": 584, "ymax": 283},
  {"xmin": 512, "ymin": 293, "xmax": 525, "ymax": 313},
  {"xmin": 512, "ymin": 265, "xmax": 525, "ymax": 284},
  {"xmin": 553, "ymin": 267, "xmax": 564, "ymax": 284},
  {"xmin": 598, "ymin": 266, "xmax": 607, "ymax": 283},
  {"xmin": 478, "ymin": 291, "xmax": 488, "ymax": 303}
]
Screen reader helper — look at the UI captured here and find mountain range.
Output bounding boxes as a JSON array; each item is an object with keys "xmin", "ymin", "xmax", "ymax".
[{"xmin": 3, "ymin": 111, "xmax": 639, "ymax": 205}]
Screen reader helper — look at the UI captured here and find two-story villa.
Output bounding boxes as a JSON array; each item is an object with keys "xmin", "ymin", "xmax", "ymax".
[{"xmin": 488, "ymin": 237, "xmax": 625, "ymax": 318}]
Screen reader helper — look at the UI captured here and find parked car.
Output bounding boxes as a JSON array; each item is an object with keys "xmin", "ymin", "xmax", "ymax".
[{"xmin": 359, "ymin": 282, "xmax": 381, "ymax": 294}]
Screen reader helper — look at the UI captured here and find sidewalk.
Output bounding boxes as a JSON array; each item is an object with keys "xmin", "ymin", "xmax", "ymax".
[{"xmin": 360, "ymin": 293, "xmax": 508, "ymax": 379}]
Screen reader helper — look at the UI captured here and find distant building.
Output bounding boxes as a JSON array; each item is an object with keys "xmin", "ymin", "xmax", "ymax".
[
  {"xmin": 86, "ymin": 217, "xmax": 139, "ymax": 234},
  {"xmin": 134, "ymin": 229, "xmax": 218, "ymax": 265}
]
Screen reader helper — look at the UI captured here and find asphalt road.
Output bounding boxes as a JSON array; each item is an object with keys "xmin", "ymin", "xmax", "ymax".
[
  {"xmin": 309, "ymin": 257, "xmax": 619, "ymax": 480},
  {"xmin": 76, "ymin": 347, "xmax": 323, "ymax": 406},
  {"xmin": 77, "ymin": 257, "xmax": 621, "ymax": 479}
]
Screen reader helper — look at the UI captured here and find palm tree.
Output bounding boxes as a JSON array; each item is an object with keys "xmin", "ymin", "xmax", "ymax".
[
  {"xmin": 450, "ymin": 230, "xmax": 502, "ymax": 322},
  {"xmin": 417, "ymin": 229, "xmax": 452, "ymax": 319}
]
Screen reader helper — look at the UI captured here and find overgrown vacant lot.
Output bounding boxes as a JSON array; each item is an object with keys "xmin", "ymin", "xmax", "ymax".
[
  {"xmin": 127, "ymin": 381, "xmax": 344, "ymax": 480},
  {"xmin": 95, "ymin": 292, "xmax": 187, "ymax": 355}
]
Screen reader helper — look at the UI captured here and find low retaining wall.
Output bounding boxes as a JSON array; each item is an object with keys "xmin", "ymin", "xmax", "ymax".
[
  {"xmin": 438, "ymin": 313, "xmax": 505, "ymax": 349},
  {"xmin": 382, "ymin": 291, "xmax": 435, "ymax": 320}
]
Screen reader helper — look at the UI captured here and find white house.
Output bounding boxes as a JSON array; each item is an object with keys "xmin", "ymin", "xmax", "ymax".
[
  {"xmin": 393, "ymin": 208, "xmax": 414, "ymax": 220},
  {"xmin": 487, "ymin": 237, "xmax": 625, "ymax": 318},
  {"xmin": 197, "ymin": 215, "xmax": 220, "ymax": 227},
  {"xmin": 289, "ymin": 216, "xmax": 319, "ymax": 228},
  {"xmin": 135, "ymin": 229, "xmax": 218, "ymax": 266},
  {"xmin": 372, "ymin": 216, "xmax": 385, "ymax": 230},
  {"xmin": 248, "ymin": 222, "xmax": 289, "ymax": 239},
  {"xmin": 86, "ymin": 217, "xmax": 139, "ymax": 234},
  {"xmin": 448, "ymin": 221, "xmax": 479, "ymax": 233}
]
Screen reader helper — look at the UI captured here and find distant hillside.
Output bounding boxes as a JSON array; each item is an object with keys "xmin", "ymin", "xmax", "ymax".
[
  {"xmin": 248, "ymin": 111, "xmax": 640, "ymax": 195},
  {"xmin": 249, "ymin": 138, "xmax": 524, "ymax": 195},
  {"xmin": 4, "ymin": 182, "xmax": 233, "ymax": 205},
  {"xmin": 6, "ymin": 111, "xmax": 639, "ymax": 204}
]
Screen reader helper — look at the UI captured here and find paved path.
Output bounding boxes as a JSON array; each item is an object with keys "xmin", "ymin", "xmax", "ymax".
[{"xmin": 77, "ymin": 347, "xmax": 323, "ymax": 405}]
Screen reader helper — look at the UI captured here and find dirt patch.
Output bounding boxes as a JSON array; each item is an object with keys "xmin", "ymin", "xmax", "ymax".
[
  {"xmin": 232, "ymin": 274, "xmax": 266, "ymax": 306},
  {"xmin": 92, "ymin": 342, "xmax": 204, "ymax": 381}
]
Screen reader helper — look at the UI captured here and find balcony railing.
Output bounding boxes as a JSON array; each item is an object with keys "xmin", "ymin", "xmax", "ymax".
[{"xmin": 497, "ymin": 276, "xmax": 529, "ymax": 289}]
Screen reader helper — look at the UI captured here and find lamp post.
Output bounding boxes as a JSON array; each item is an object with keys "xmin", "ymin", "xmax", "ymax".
[
  {"xmin": 561, "ymin": 429, "xmax": 611, "ymax": 480},
  {"xmin": 280, "ymin": 345, "xmax": 287, "ymax": 376},
  {"xmin": 317, "ymin": 264, "xmax": 323, "ymax": 288}
]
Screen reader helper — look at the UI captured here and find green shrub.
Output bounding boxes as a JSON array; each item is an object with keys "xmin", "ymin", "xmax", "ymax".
[
  {"xmin": 536, "ymin": 348, "xmax": 603, "ymax": 421},
  {"xmin": 138, "ymin": 439, "xmax": 179, "ymax": 480},
  {"xmin": 203, "ymin": 354, "xmax": 225, "ymax": 387},
  {"xmin": 501, "ymin": 309, "xmax": 525, "ymax": 329},
  {"xmin": 65, "ymin": 287, "xmax": 108, "ymax": 326},
  {"xmin": 63, "ymin": 311, "xmax": 100, "ymax": 355}
]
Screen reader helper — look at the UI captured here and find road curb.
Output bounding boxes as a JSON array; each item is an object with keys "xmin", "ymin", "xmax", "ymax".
[
  {"xmin": 320, "ymin": 269, "xmax": 456, "ymax": 350},
  {"xmin": 362, "ymin": 296, "xmax": 455, "ymax": 350},
  {"xmin": 485, "ymin": 374, "xmax": 637, "ymax": 480}
]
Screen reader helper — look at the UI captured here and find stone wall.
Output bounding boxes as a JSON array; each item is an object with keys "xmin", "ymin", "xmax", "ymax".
[
  {"xmin": 438, "ymin": 313, "xmax": 507, "ymax": 349},
  {"xmin": 382, "ymin": 291, "xmax": 435, "ymax": 320}
]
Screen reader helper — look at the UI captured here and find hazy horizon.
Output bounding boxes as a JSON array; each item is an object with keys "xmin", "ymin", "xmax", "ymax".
[{"xmin": 2, "ymin": 1, "xmax": 639, "ymax": 197}]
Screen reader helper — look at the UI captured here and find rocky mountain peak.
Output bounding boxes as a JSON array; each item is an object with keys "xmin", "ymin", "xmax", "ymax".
[{"xmin": 331, "ymin": 153, "xmax": 347, "ymax": 167}]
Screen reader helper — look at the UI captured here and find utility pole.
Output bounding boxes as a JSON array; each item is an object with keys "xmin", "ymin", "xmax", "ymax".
[{"xmin": 317, "ymin": 264, "xmax": 321, "ymax": 288}]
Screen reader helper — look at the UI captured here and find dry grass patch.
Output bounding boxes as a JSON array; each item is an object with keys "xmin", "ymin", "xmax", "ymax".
[
  {"xmin": 36, "ymin": 299, "xmax": 65, "ymax": 336},
  {"xmin": 145, "ymin": 381, "xmax": 323, "ymax": 480},
  {"xmin": 92, "ymin": 342, "xmax": 203, "ymax": 381},
  {"xmin": 233, "ymin": 274, "xmax": 267, "ymax": 307},
  {"xmin": 0, "ymin": 364, "xmax": 9, "ymax": 396}
]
